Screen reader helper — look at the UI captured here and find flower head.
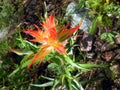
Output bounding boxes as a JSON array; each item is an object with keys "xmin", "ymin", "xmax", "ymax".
[{"xmin": 24, "ymin": 14, "xmax": 82, "ymax": 68}]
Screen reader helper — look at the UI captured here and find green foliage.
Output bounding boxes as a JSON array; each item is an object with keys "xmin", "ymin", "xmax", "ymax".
[
  {"xmin": 100, "ymin": 31, "xmax": 117, "ymax": 44},
  {"xmin": 89, "ymin": 15, "xmax": 102, "ymax": 35},
  {"xmin": 0, "ymin": 0, "xmax": 23, "ymax": 55},
  {"xmin": 28, "ymin": 52, "xmax": 104, "ymax": 90},
  {"xmin": 85, "ymin": 0, "xmax": 120, "ymax": 16},
  {"xmin": 85, "ymin": 0, "xmax": 120, "ymax": 35},
  {"xmin": 0, "ymin": 40, "xmax": 10, "ymax": 55},
  {"xmin": 0, "ymin": 0, "xmax": 23, "ymax": 30},
  {"xmin": 0, "ymin": 0, "xmax": 15, "ymax": 30},
  {"xmin": 8, "ymin": 48, "xmax": 104, "ymax": 90},
  {"xmin": 0, "ymin": 56, "xmax": 32, "ymax": 90}
]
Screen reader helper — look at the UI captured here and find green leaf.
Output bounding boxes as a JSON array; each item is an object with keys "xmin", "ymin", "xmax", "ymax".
[
  {"xmin": 47, "ymin": 63, "xmax": 59, "ymax": 69},
  {"xmin": 78, "ymin": 64, "xmax": 104, "ymax": 69},
  {"xmin": 52, "ymin": 79, "xmax": 59, "ymax": 90},
  {"xmin": 63, "ymin": 55, "xmax": 88, "ymax": 71},
  {"xmin": 89, "ymin": 17, "xmax": 97, "ymax": 35},
  {"xmin": 21, "ymin": 59, "xmax": 33, "ymax": 69},
  {"xmin": 30, "ymin": 81, "xmax": 54, "ymax": 87},
  {"xmin": 89, "ymin": 15, "xmax": 102, "ymax": 35},
  {"xmin": 8, "ymin": 68, "xmax": 20, "ymax": 77},
  {"xmin": 73, "ymin": 79, "xmax": 84, "ymax": 90},
  {"xmin": 10, "ymin": 48, "xmax": 33, "ymax": 56},
  {"xmin": 9, "ymin": 58, "xmax": 33, "ymax": 77},
  {"xmin": 100, "ymin": 33, "xmax": 107, "ymax": 40},
  {"xmin": 41, "ymin": 75, "xmax": 54, "ymax": 81},
  {"xmin": 65, "ymin": 77, "xmax": 72, "ymax": 90}
]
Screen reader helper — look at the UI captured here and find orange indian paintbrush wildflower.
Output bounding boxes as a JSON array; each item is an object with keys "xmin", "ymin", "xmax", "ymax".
[{"xmin": 24, "ymin": 14, "xmax": 82, "ymax": 68}]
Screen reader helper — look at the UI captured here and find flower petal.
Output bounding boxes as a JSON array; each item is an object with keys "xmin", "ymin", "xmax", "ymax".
[
  {"xmin": 54, "ymin": 43, "xmax": 66, "ymax": 54},
  {"xmin": 28, "ymin": 45, "xmax": 52, "ymax": 68},
  {"xmin": 24, "ymin": 27, "xmax": 45, "ymax": 43},
  {"xmin": 57, "ymin": 22, "xmax": 82, "ymax": 42},
  {"xmin": 42, "ymin": 14, "xmax": 58, "ymax": 40},
  {"xmin": 23, "ymin": 14, "xmax": 82, "ymax": 68}
]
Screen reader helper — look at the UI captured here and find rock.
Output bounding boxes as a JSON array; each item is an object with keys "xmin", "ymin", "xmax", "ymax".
[
  {"xmin": 0, "ymin": 26, "xmax": 15, "ymax": 40},
  {"xmin": 0, "ymin": 28, "xmax": 9, "ymax": 40},
  {"xmin": 115, "ymin": 34, "xmax": 120, "ymax": 44},
  {"xmin": 80, "ymin": 33, "xmax": 93, "ymax": 52},
  {"xmin": 65, "ymin": 2, "xmax": 92, "ymax": 33},
  {"xmin": 110, "ymin": 64, "xmax": 120, "ymax": 77}
]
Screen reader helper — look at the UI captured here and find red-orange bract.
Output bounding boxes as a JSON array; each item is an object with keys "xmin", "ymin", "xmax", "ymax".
[{"xmin": 24, "ymin": 14, "xmax": 82, "ymax": 68}]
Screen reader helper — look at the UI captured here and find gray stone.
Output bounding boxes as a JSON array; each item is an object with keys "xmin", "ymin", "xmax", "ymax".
[
  {"xmin": 65, "ymin": 2, "xmax": 91, "ymax": 33},
  {"xmin": 0, "ymin": 26, "xmax": 15, "ymax": 40},
  {"xmin": 0, "ymin": 29, "xmax": 9, "ymax": 40}
]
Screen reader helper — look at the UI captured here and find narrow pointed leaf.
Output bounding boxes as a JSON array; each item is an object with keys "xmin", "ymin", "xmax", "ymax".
[
  {"xmin": 30, "ymin": 81, "xmax": 54, "ymax": 87},
  {"xmin": 58, "ymin": 22, "xmax": 82, "ymax": 42}
]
